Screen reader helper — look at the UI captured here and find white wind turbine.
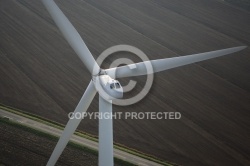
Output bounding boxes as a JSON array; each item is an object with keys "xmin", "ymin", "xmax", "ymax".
[{"xmin": 42, "ymin": 0, "xmax": 246, "ymax": 165}]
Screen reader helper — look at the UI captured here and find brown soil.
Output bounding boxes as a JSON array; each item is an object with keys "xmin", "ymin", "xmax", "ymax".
[
  {"xmin": 0, "ymin": 120, "xmax": 98, "ymax": 165},
  {"xmin": 0, "ymin": 0, "xmax": 250, "ymax": 165},
  {"xmin": 0, "ymin": 119, "xmax": 127, "ymax": 166}
]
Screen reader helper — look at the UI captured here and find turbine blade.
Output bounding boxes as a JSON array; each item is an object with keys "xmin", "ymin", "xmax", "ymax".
[
  {"xmin": 42, "ymin": 0, "xmax": 100, "ymax": 75},
  {"xmin": 106, "ymin": 46, "xmax": 247, "ymax": 78},
  {"xmin": 47, "ymin": 81, "xmax": 96, "ymax": 166},
  {"xmin": 98, "ymin": 96, "xmax": 113, "ymax": 166}
]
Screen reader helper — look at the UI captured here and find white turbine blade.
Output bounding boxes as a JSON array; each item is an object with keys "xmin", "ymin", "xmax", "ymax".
[
  {"xmin": 98, "ymin": 96, "xmax": 113, "ymax": 166},
  {"xmin": 47, "ymin": 81, "xmax": 96, "ymax": 166},
  {"xmin": 106, "ymin": 46, "xmax": 247, "ymax": 78},
  {"xmin": 42, "ymin": 0, "xmax": 100, "ymax": 75}
]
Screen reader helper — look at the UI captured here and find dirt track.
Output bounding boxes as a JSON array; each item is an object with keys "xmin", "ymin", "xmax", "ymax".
[{"xmin": 0, "ymin": 0, "xmax": 250, "ymax": 165}]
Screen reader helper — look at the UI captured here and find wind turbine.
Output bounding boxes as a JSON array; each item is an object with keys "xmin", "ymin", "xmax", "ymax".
[{"xmin": 41, "ymin": 0, "xmax": 246, "ymax": 165}]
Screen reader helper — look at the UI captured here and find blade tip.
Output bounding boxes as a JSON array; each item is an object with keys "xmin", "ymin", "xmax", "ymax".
[{"xmin": 238, "ymin": 46, "xmax": 247, "ymax": 50}]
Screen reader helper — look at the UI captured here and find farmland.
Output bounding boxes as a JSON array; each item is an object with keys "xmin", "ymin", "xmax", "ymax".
[
  {"xmin": 0, "ymin": 0, "xmax": 250, "ymax": 165},
  {"xmin": 0, "ymin": 117, "xmax": 131, "ymax": 166},
  {"xmin": 0, "ymin": 117, "xmax": 99, "ymax": 166}
]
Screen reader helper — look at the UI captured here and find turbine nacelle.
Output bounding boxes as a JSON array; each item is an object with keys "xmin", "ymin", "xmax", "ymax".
[{"xmin": 93, "ymin": 74, "xmax": 123, "ymax": 100}]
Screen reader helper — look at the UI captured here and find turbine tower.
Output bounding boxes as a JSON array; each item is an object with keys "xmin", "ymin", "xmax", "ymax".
[{"xmin": 41, "ymin": 0, "xmax": 246, "ymax": 165}]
